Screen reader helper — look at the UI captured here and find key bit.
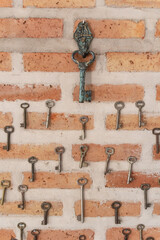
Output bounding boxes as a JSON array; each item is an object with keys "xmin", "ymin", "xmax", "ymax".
[
  {"xmin": 114, "ymin": 101, "xmax": 125, "ymax": 130},
  {"xmin": 31, "ymin": 229, "xmax": 40, "ymax": 240},
  {"xmin": 135, "ymin": 100, "xmax": 146, "ymax": 127},
  {"xmin": 111, "ymin": 201, "xmax": 122, "ymax": 224},
  {"xmin": 127, "ymin": 156, "xmax": 137, "ymax": 184},
  {"xmin": 11, "ymin": 236, "xmax": 17, "ymax": 240},
  {"xmin": 137, "ymin": 224, "xmax": 145, "ymax": 240},
  {"xmin": 55, "ymin": 146, "xmax": 65, "ymax": 173},
  {"xmin": 79, "ymin": 235, "xmax": 86, "ymax": 240},
  {"xmin": 0, "ymin": 179, "xmax": 11, "ymax": 205},
  {"xmin": 41, "ymin": 202, "xmax": 52, "ymax": 225},
  {"xmin": 152, "ymin": 128, "xmax": 160, "ymax": 154},
  {"xmin": 45, "ymin": 100, "xmax": 55, "ymax": 128},
  {"xmin": 20, "ymin": 102, "xmax": 30, "ymax": 129},
  {"xmin": 122, "ymin": 228, "xmax": 131, "ymax": 240},
  {"xmin": 79, "ymin": 116, "xmax": 89, "ymax": 140},
  {"xmin": 104, "ymin": 147, "xmax": 115, "ymax": 175},
  {"xmin": 141, "ymin": 184, "xmax": 151, "ymax": 209},
  {"xmin": 17, "ymin": 222, "xmax": 26, "ymax": 240},
  {"xmin": 28, "ymin": 156, "xmax": 38, "ymax": 182},
  {"xmin": 80, "ymin": 145, "xmax": 89, "ymax": 168},
  {"xmin": 77, "ymin": 177, "xmax": 88, "ymax": 223},
  {"xmin": 3, "ymin": 125, "xmax": 14, "ymax": 151},
  {"xmin": 18, "ymin": 185, "xmax": 28, "ymax": 210}
]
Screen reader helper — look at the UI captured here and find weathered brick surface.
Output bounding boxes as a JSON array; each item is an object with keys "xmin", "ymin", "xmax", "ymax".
[
  {"xmin": 0, "ymin": 230, "xmax": 16, "ymax": 240},
  {"xmin": 153, "ymin": 203, "xmax": 160, "ymax": 215},
  {"xmin": 153, "ymin": 145, "xmax": 160, "ymax": 160},
  {"xmin": 0, "ymin": 0, "xmax": 12, "ymax": 7},
  {"xmin": 0, "ymin": 53, "xmax": 12, "ymax": 71},
  {"xmin": 106, "ymin": 0, "xmax": 160, "ymax": 8},
  {"xmin": 156, "ymin": 85, "xmax": 160, "ymax": 101},
  {"xmin": 0, "ymin": 112, "xmax": 12, "ymax": 128}
]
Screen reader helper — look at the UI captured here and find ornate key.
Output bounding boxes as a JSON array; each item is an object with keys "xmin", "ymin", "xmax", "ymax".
[
  {"xmin": 79, "ymin": 235, "xmax": 86, "ymax": 240},
  {"xmin": 137, "ymin": 224, "xmax": 145, "ymax": 240},
  {"xmin": 127, "ymin": 156, "xmax": 137, "ymax": 184},
  {"xmin": 135, "ymin": 100, "xmax": 146, "ymax": 127},
  {"xmin": 122, "ymin": 228, "xmax": 131, "ymax": 240},
  {"xmin": 0, "ymin": 180, "xmax": 11, "ymax": 205},
  {"xmin": 45, "ymin": 100, "xmax": 55, "ymax": 128},
  {"xmin": 3, "ymin": 126, "xmax": 14, "ymax": 151},
  {"xmin": 28, "ymin": 156, "xmax": 38, "ymax": 182},
  {"xmin": 104, "ymin": 147, "xmax": 115, "ymax": 175},
  {"xmin": 114, "ymin": 101, "xmax": 125, "ymax": 130},
  {"xmin": 18, "ymin": 185, "xmax": 28, "ymax": 210},
  {"xmin": 20, "ymin": 102, "xmax": 30, "ymax": 129},
  {"xmin": 111, "ymin": 201, "xmax": 121, "ymax": 224},
  {"xmin": 55, "ymin": 146, "xmax": 65, "ymax": 173},
  {"xmin": 152, "ymin": 128, "xmax": 160, "ymax": 154},
  {"xmin": 79, "ymin": 116, "xmax": 88, "ymax": 140},
  {"xmin": 41, "ymin": 202, "xmax": 52, "ymax": 225},
  {"xmin": 146, "ymin": 238, "xmax": 154, "ymax": 240},
  {"xmin": 31, "ymin": 229, "xmax": 40, "ymax": 240},
  {"xmin": 141, "ymin": 184, "xmax": 151, "ymax": 209},
  {"xmin": 77, "ymin": 178, "xmax": 88, "ymax": 223},
  {"xmin": 17, "ymin": 222, "xmax": 26, "ymax": 240},
  {"xmin": 80, "ymin": 145, "xmax": 88, "ymax": 168}
]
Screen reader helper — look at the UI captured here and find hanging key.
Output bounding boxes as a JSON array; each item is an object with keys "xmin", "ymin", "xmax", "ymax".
[
  {"xmin": 104, "ymin": 147, "xmax": 115, "ymax": 175},
  {"xmin": 0, "ymin": 180, "xmax": 11, "ymax": 205},
  {"xmin": 28, "ymin": 156, "xmax": 38, "ymax": 182},
  {"xmin": 79, "ymin": 235, "xmax": 86, "ymax": 240},
  {"xmin": 31, "ymin": 229, "xmax": 40, "ymax": 240},
  {"xmin": 55, "ymin": 146, "xmax": 65, "ymax": 173},
  {"xmin": 20, "ymin": 102, "xmax": 30, "ymax": 129},
  {"xmin": 135, "ymin": 100, "xmax": 146, "ymax": 128},
  {"xmin": 146, "ymin": 238, "xmax": 154, "ymax": 240},
  {"xmin": 114, "ymin": 101, "xmax": 125, "ymax": 130},
  {"xmin": 79, "ymin": 116, "xmax": 88, "ymax": 140},
  {"xmin": 152, "ymin": 128, "xmax": 160, "ymax": 154},
  {"xmin": 3, "ymin": 126, "xmax": 14, "ymax": 151},
  {"xmin": 127, "ymin": 156, "xmax": 137, "ymax": 184},
  {"xmin": 141, "ymin": 184, "xmax": 151, "ymax": 209},
  {"xmin": 80, "ymin": 145, "xmax": 88, "ymax": 168},
  {"xmin": 122, "ymin": 228, "xmax": 131, "ymax": 240},
  {"xmin": 137, "ymin": 224, "xmax": 145, "ymax": 240},
  {"xmin": 111, "ymin": 201, "xmax": 121, "ymax": 224},
  {"xmin": 41, "ymin": 202, "xmax": 52, "ymax": 225},
  {"xmin": 77, "ymin": 178, "xmax": 88, "ymax": 223},
  {"xmin": 18, "ymin": 185, "xmax": 28, "ymax": 210},
  {"xmin": 17, "ymin": 222, "xmax": 26, "ymax": 240},
  {"xmin": 45, "ymin": 100, "xmax": 55, "ymax": 128}
]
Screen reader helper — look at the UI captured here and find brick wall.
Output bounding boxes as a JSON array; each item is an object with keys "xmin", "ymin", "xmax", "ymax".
[{"xmin": 0, "ymin": 0, "xmax": 160, "ymax": 240}]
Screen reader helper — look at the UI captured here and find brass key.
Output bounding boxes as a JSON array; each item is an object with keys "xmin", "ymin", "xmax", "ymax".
[
  {"xmin": 0, "ymin": 180, "xmax": 11, "ymax": 205},
  {"xmin": 31, "ymin": 229, "xmax": 40, "ymax": 240},
  {"xmin": 77, "ymin": 178, "xmax": 88, "ymax": 223},
  {"xmin": 28, "ymin": 156, "xmax": 38, "ymax": 182},
  {"xmin": 55, "ymin": 146, "xmax": 65, "ymax": 173},
  {"xmin": 127, "ymin": 156, "xmax": 137, "ymax": 184},
  {"xmin": 20, "ymin": 102, "xmax": 30, "ymax": 129},
  {"xmin": 17, "ymin": 222, "xmax": 26, "ymax": 240},
  {"xmin": 18, "ymin": 185, "xmax": 28, "ymax": 210},
  {"xmin": 45, "ymin": 100, "xmax": 55, "ymax": 128},
  {"xmin": 104, "ymin": 147, "xmax": 115, "ymax": 175},
  {"xmin": 79, "ymin": 116, "xmax": 89, "ymax": 140},
  {"xmin": 41, "ymin": 202, "xmax": 52, "ymax": 225},
  {"xmin": 141, "ymin": 184, "xmax": 151, "ymax": 209},
  {"xmin": 80, "ymin": 145, "xmax": 88, "ymax": 168},
  {"xmin": 3, "ymin": 126, "xmax": 14, "ymax": 151},
  {"xmin": 114, "ymin": 101, "xmax": 125, "ymax": 130},
  {"xmin": 135, "ymin": 100, "xmax": 146, "ymax": 127}
]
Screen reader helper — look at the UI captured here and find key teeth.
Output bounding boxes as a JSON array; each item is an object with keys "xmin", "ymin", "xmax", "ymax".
[
  {"xmin": 20, "ymin": 123, "xmax": 24, "ymax": 128},
  {"xmin": 55, "ymin": 166, "xmax": 59, "ymax": 171},
  {"xmin": 77, "ymin": 215, "xmax": 81, "ymax": 221}
]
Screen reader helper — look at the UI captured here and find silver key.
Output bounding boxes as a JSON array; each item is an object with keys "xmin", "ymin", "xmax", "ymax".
[
  {"xmin": 80, "ymin": 145, "xmax": 88, "ymax": 168},
  {"xmin": 0, "ymin": 180, "xmax": 11, "ymax": 205},
  {"xmin": 3, "ymin": 126, "xmax": 14, "ymax": 151},
  {"xmin": 104, "ymin": 147, "xmax": 115, "ymax": 175},
  {"xmin": 135, "ymin": 100, "xmax": 145, "ymax": 128},
  {"xmin": 18, "ymin": 185, "xmax": 28, "ymax": 210},
  {"xmin": 114, "ymin": 101, "xmax": 125, "ymax": 130},
  {"xmin": 79, "ymin": 116, "xmax": 89, "ymax": 140},
  {"xmin": 127, "ymin": 156, "xmax": 137, "ymax": 184},
  {"xmin": 20, "ymin": 103, "xmax": 30, "ymax": 129},
  {"xmin": 31, "ymin": 229, "xmax": 40, "ymax": 240},
  {"xmin": 17, "ymin": 222, "xmax": 26, "ymax": 240},
  {"xmin": 77, "ymin": 178, "xmax": 88, "ymax": 223},
  {"xmin": 122, "ymin": 228, "xmax": 131, "ymax": 240},
  {"xmin": 28, "ymin": 156, "xmax": 38, "ymax": 182},
  {"xmin": 141, "ymin": 184, "xmax": 151, "ymax": 209},
  {"xmin": 137, "ymin": 224, "xmax": 145, "ymax": 240},
  {"xmin": 45, "ymin": 100, "xmax": 55, "ymax": 128},
  {"xmin": 41, "ymin": 202, "xmax": 52, "ymax": 225},
  {"xmin": 79, "ymin": 235, "xmax": 86, "ymax": 240},
  {"xmin": 111, "ymin": 201, "xmax": 121, "ymax": 224},
  {"xmin": 152, "ymin": 128, "xmax": 160, "ymax": 154},
  {"xmin": 55, "ymin": 146, "xmax": 65, "ymax": 173}
]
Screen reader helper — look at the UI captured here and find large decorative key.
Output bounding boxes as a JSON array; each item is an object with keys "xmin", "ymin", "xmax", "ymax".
[
  {"xmin": 79, "ymin": 116, "xmax": 89, "ymax": 140},
  {"xmin": 31, "ymin": 229, "xmax": 40, "ymax": 240},
  {"xmin": 122, "ymin": 228, "xmax": 131, "ymax": 240},
  {"xmin": 0, "ymin": 180, "xmax": 11, "ymax": 205},
  {"xmin": 104, "ymin": 147, "xmax": 115, "ymax": 175},
  {"xmin": 3, "ymin": 125, "xmax": 14, "ymax": 151},
  {"xmin": 79, "ymin": 235, "xmax": 86, "ymax": 240},
  {"xmin": 141, "ymin": 184, "xmax": 151, "ymax": 209},
  {"xmin": 41, "ymin": 201, "xmax": 52, "ymax": 225},
  {"xmin": 152, "ymin": 128, "xmax": 160, "ymax": 154},
  {"xmin": 18, "ymin": 185, "xmax": 28, "ymax": 210},
  {"xmin": 55, "ymin": 146, "xmax": 65, "ymax": 173},
  {"xmin": 77, "ymin": 177, "xmax": 88, "ymax": 223},
  {"xmin": 127, "ymin": 156, "xmax": 137, "ymax": 184},
  {"xmin": 135, "ymin": 100, "xmax": 146, "ymax": 127},
  {"xmin": 114, "ymin": 101, "xmax": 125, "ymax": 130},
  {"xmin": 72, "ymin": 21, "xmax": 95, "ymax": 103},
  {"xmin": 17, "ymin": 222, "xmax": 26, "ymax": 240},
  {"xmin": 20, "ymin": 102, "xmax": 30, "ymax": 129},
  {"xmin": 111, "ymin": 201, "xmax": 121, "ymax": 224},
  {"xmin": 28, "ymin": 156, "xmax": 38, "ymax": 182},
  {"xmin": 137, "ymin": 224, "xmax": 145, "ymax": 240},
  {"xmin": 80, "ymin": 145, "xmax": 88, "ymax": 168},
  {"xmin": 45, "ymin": 100, "xmax": 55, "ymax": 128}
]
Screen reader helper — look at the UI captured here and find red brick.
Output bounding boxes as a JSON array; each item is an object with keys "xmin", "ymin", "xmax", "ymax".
[
  {"xmin": 153, "ymin": 203, "xmax": 160, "ymax": 215},
  {"xmin": 106, "ymin": 0, "xmax": 160, "ymax": 8},
  {"xmin": 156, "ymin": 85, "xmax": 160, "ymax": 101},
  {"xmin": 0, "ymin": 52, "xmax": 12, "ymax": 71},
  {"xmin": 0, "ymin": 0, "xmax": 12, "ymax": 7},
  {"xmin": 0, "ymin": 230, "xmax": 16, "ymax": 240},
  {"xmin": 0, "ymin": 112, "xmax": 12, "ymax": 128}
]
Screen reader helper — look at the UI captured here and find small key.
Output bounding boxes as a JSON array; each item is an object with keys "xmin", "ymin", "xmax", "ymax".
[
  {"xmin": 127, "ymin": 156, "xmax": 137, "ymax": 184},
  {"xmin": 77, "ymin": 178, "xmax": 88, "ymax": 223},
  {"xmin": 141, "ymin": 184, "xmax": 151, "ymax": 209},
  {"xmin": 135, "ymin": 100, "xmax": 146, "ymax": 128},
  {"xmin": 79, "ymin": 235, "xmax": 86, "ymax": 240},
  {"xmin": 80, "ymin": 145, "xmax": 88, "ymax": 168},
  {"xmin": 114, "ymin": 101, "xmax": 125, "ymax": 130},
  {"xmin": 18, "ymin": 185, "xmax": 28, "ymax": 210},
  {"xmin": 3, "ymin": 126, "xmax": 14, "ymax": 151},
  {"xmin": 45, "ymin": 100, "xmax": 55, "ymax": 128},
  {"xmin": 146, "ymin": 238, "xmax": 154, "ymax": 240},
  {"xmin": 17, "ymin": 222, "xmax": 26, "ymax": 240},
  {"xmin": 137, "ymin": 224, "xmax": 145, "ymax": 240},
  {"xmin": 0, "ymin": 180, "xmax": 11, "ymax": 205},
  {"xmin": 122, "ymin": 228, "xmax": 131, "ymax": 240},
  {"xmin": 55, "ymin": 146, "xmax": 65, "ymax": 173},
  {"xmin": 31, "ymin": 229, "xmax": 40, "ymax": 240},
  {"xmin": 79, "ymin": 116, "xmax": 89, "ymax": 140},
  {"xmin": 104, "ymin": 147, "xmax": 115, "ymax": 175},
  {"xmin": 41, "ymin": 202, "xmax": 52, "ymax": 225},
  {"xmin": 20, "ymin": 102, "xmax": 30, "ymax": 129},
  {"xmin": 152, "ymin": 128, "xmax": 160, "ymax": 154},
  {"xmin": 28, "ymin": 156, "xmax": 38, "ymax": 182},
  {"xmin": 111, "ymin": 201, "xmax": 121, "ymax": 224}
]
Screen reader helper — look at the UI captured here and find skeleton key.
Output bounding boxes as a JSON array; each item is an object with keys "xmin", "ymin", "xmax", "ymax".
[
  {"xmin": 152, "ymin": 128, "xmax": 160, "ymax": 154},
  {"xmin": 111, "ymin": 201, "xmax": 121, "ymax": 224},
  {"xmin": 104, "ymin": 147, "xmax": 115, "ymax": 175},
  {"xmin": 79, "ymin": 235, "xmax": 86, "ymax": 240},
  {"xmin": 41, "ymin": 202, "xmax": 52, "ymax": 225},
  {"xmin": 77, "ymin": 178, "xmax": 88, "ymax": 223},
  {"xmin": 146, "ymin": 238, "xmax": 154, "ymax": 240},
  {"xmin": 20, "ymin": 102, "xmax": 30, "ymax": 129},
  {"xmin": 79, "ymin": 116, "xmax": 89, "ymax": 140},
  {"xmin": 0, "ymin": 180, "xmax": 11, "ymax": 205},
  {"xmin": 135, "ymin": 100, "xmax": 146, "ymax": 127},
  {"xmin": 17, "ymin": 222, "xmax": 26, "ymax": 240},
  {"xmin": 18, "ymin": 185, "xmax": 28, "ymax": 210},
  {"xmin": 114, "ymin": 101, "xmax": 125, "ymax": 130},
  {"xmin": 137, "ymin": 224, "xmax": 145, "ymax": 240},
  {"xmin": 3, "ymin": 126, "xmax": 14, "ymax": 151},
  {"xmin": 122, "ymin": 228, "xmax": 131, "ymax": 240},
  {"xmin": 127, "ymin": 156, "xmax": 137, "ymax": 184},
  {"xmin": 55, "ymin": 146, "xmax": 65, "ymax": 173},
  {"xmin": 80, "ymin": 145, "xmax": 88, "ymax": 168},
  {"xmin": 45, "ymin": 100, "xmax": 55, "ymax": 128},
  {"xmin": 141, "ymin": 184, "xmax": 151, "ymax": 209},
  {"xmin": 28, "ymin": 156, "xmax": 38, "ymax": 182},
  {"xmin": 31, "ymin": 229, "xmax": 40, "ymax": 240}
]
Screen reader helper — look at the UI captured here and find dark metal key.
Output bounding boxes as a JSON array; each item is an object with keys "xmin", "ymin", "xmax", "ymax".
[
  {"xmin": 127, "ymin": 156, "xmax": 137, "ymax": 184},
  {"xmin": 20, "ymin": 103, "xmax": 30, "ymax": 129},
  {"xmin": 3, "ymin": 126, "xmax": 14, "ymax": 151},
  {"xmin": 137, "ymin": 224, "xmax": 145, "ymax": 240},
  {"xmin": 79, "ymin": 116, "xmax": 89, "ymax": 140},
  {"xmin": 111, "ymin": 201, "xmax": 121, "ymax": 224},
  {"xmin": 77, "ymin": 178, "xmax": 88, "ymax": 223},
  {"xmin": 104, "ymin": 147, "xmax": 115, "ymax": 175},
  {"xmin": 79, "ymin": 235, "xmax": 86, "ymax": 240},
  {"xmin": 41, "ymin": 202, "xmax": 52, "ymax": 225},
  {"xmin": 114, "ymin": 101, "xmax": 125, "ymax": 130},
  {"xmin": 55, "ymin": 146, "xmax": 65, "ymax": 173},
  {"xmin": 141, "ymin": 184, "xmax": 151, "ymax": 209},
  {"xmin": 45, "ymin": 100, "xmax": 55, "ymax": 128},
  {"xmin": 18, "ymin": 185, "xmax": 28, "ymax": 210},
  {"xmin": 135, "ymin": 100, "xmax": 145, "ymax": 127},
  {"xmin": 152, "ymin": 128, "xmax": 160, "ymax": 154},
  {"xmin": 31, "ymin": 229, "xmax": 40, "ymax": 240},
  {"xmin": 28, "ymin": 156, "xmax": 38, "ymax": 182},
  {"xmin": 80, "ymin": 145, "xmax": 88, "ymax": 168},
  {"xmin": 0, "ymin": 179, "xmax": 11, "ymax": 205},
  {"xmin": 122, "ymin": 229, "xmax": 131, "ymax": 240},
  {"xmin": 17, "ymin": 222, "xmax": 26, "ymax": 240}
]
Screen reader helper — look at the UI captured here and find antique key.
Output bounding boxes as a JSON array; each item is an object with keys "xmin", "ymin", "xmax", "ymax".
[
  {"xmin": 45, "ymin": 100, "xmax": 55, "ymax": 128},
  {"xmin": 137, "ymin": 224, "xmax": 145, "ymax": 240},
  {"xmin": 55, "ymin": 146, "xmax": 65, "ymax": 173},
  {"xmin": 28, "ymin": 156, "xmax": 38, "ymax": 182},
  {"xmin": 122, "ymin": 228, "xmax": 131, "ymax": 240},
  {"xmin": 146, "ymin": 238, "xmax": 154, "ymax": 240},
  {"xmin": 114, "ymin": 101, "xmax": 125, "ymax": 130},
  {"xmin": 111, "ymin": 201, "xmax": 121, "ymax": 224},
  {"xmin": 127, "ymin": 156, "xmax": 137, "ymax": 184},
  {"xmin": 20, "ymin": 102, "xmax": 30, "ymax": 129},
  {"xmin": 18, "ymin": 185, "xmax": 28, "ymax": 210},
  {"xmin": 41, "ymin": 202, "xmax": 52, "ymax": 225},
  {"xmin": 79, "ymin": 116, "xmax": 89, "ymax": 140},
  {"xmin": 104, "ymin": 147, "xmax": 115, "ymax": 175},
  {"xmin": 31, "ymin": 229, "xmax": 40, "ymax": 240},
  {"xmin": 77, "ymin": 178, "xmax": 88, "ymax": 223},
  {"xmin": 152, "ymin": 128, "xmax": 160, "ymax": 154},
  {"xmin": 79, "ymin": 235, "xmax": 86, "ymax": 240},
  {"xmin": 0, "ymin": 180, "xmax": 11, "ymax": 205},
  {"xmin": 17, "ymin": 222, "xmax": 26, "ymax": 240},
  {"xmin": 141, "ymin": 184, "xmax": 151, "ymax": 209},
  {"xmin": 135, "ymin": 100, "xmax": 145, "ymax": 127},
  {"xmin": 80, "ymin": 145, "xmax": 88, "ymax": 168},
  {"xmin": 3, "ymin": 126, "xmax": 14, "ymax": 151}
]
